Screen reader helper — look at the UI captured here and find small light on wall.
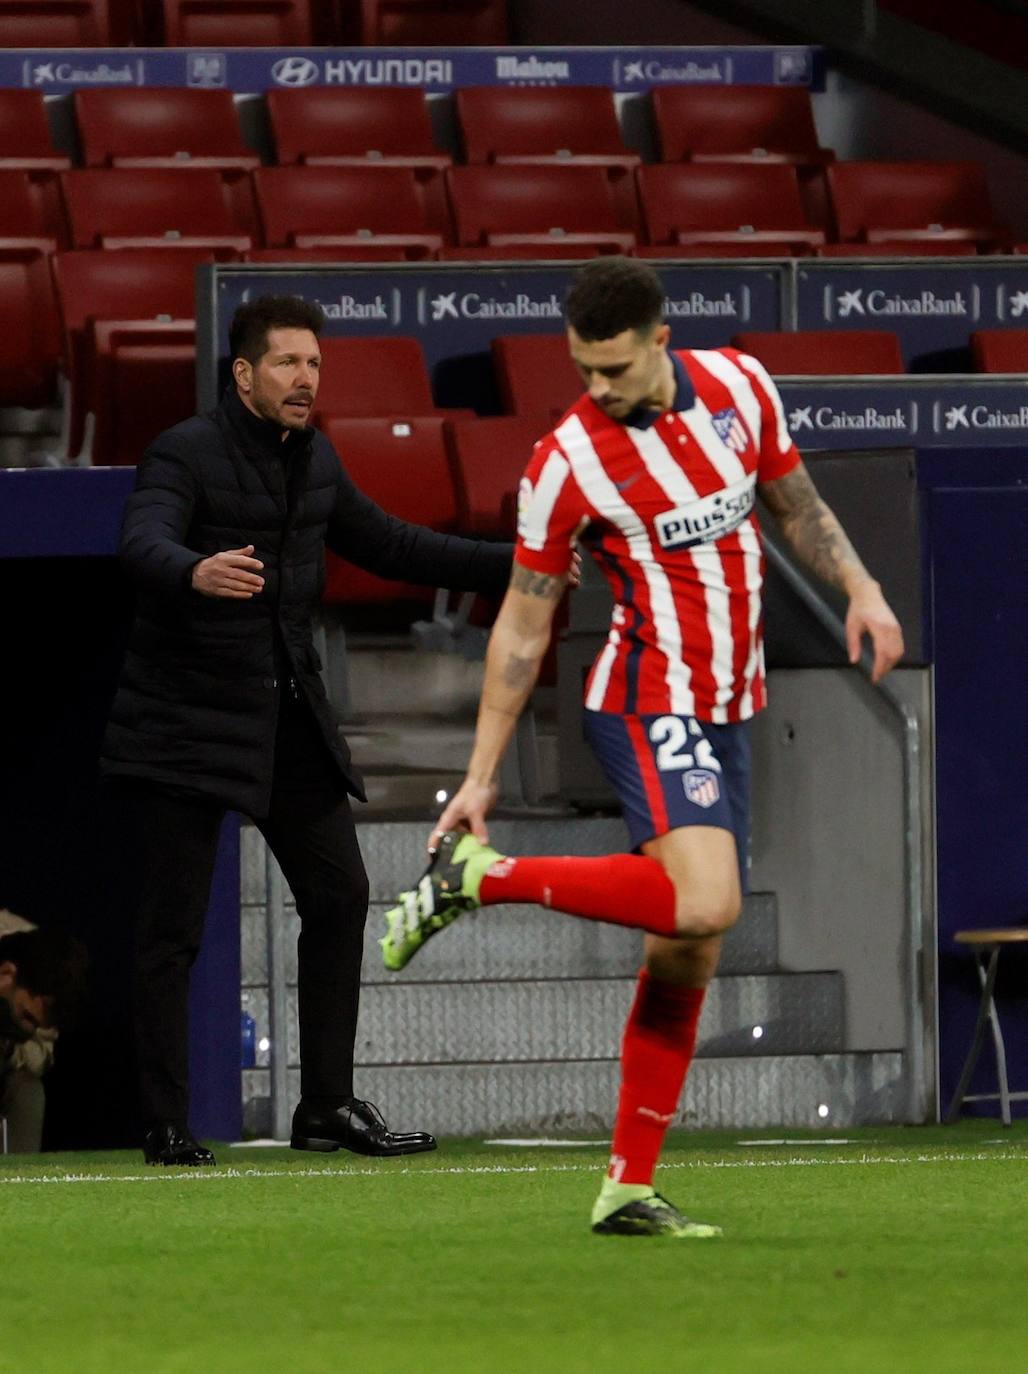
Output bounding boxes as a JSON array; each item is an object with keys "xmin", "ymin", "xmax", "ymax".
[
  {"xmin": 751, "ymin": 1025, "xmax": 764, "ymax": 1039},
  {"xmin": 435, "ymin": 790, "xmax": 449, "ymax": 804},
  {"xmin": 817, "ymin": 1103, "xmax": 830, "ymax": 1119},
  {"xmin": 258, "ymin": 1037, "xmax": 271, "ymax": 1053}
]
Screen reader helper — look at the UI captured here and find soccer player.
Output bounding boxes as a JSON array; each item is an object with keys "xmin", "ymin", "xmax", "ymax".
[{"xmin": 382, "ymin": 257, "xmax": 904, "ymax": 1237}]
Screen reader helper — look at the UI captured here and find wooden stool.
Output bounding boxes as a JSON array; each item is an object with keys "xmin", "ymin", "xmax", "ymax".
[{"xmin": 946, "ymin": 928, "xmax": 1028, "ymax": 1127}]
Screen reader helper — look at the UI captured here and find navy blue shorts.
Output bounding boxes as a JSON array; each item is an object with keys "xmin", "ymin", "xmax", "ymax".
[{"xmin": 582, "ymin": 710, "xmax": 751, "ymax": 886}]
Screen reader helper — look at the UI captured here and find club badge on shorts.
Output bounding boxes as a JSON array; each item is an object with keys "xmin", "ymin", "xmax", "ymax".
[{"xmin": 684, "ymin": 768, "xmax": 721, "ymax": 809}]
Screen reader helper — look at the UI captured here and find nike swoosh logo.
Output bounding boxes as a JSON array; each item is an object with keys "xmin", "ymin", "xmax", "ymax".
[{"xmin": 613, "ymin": 474, "xmax": 641, "ymax": 492}]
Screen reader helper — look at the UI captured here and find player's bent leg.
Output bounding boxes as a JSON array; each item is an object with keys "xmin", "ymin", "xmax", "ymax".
[
  {"xmin": 381, "ymin": 831, "xmax": 682, "ymax": 970},
  {"xmin": 644, "ymin": 823, "xmax": 743, "ymax": 939}
]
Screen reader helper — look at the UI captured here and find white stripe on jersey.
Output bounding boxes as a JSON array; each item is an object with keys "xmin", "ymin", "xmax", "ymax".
[
  {"xmin": 733, "ymin": 352, "xmax": 793, "ymax": 456},
  {"xmin": 517, "ymin": 448, "xmax": 570, "ymax": 553},
  {"xmin": 736, "ymin": 518, "xmax": 764, "ymax": 719},
  {"xmin": 585, "ymin": 628, "xmax": 621, "ymax": 711},
  {"xmin": 555, "ymin": 412, "xmax": 694, "ymax": 714},
  {"xmin": 635, "ymin": 420, "xmax": 737, "ymax": 722}
]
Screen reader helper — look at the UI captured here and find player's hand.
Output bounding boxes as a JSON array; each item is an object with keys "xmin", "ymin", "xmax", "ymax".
[
  {"xmin": 192, "ymin": 545, "xmax": 265, "ymax": 599},
  {"xmin": 429, "ymin": 777, "xmax": 498, "ymax": 852},
  {"xmin": 846, "ymin": 580, "xmax": 904, "ymax": 683},
  {"xmin": 568, "ymin": 549, "xmax": 583, "ymax": 589}
]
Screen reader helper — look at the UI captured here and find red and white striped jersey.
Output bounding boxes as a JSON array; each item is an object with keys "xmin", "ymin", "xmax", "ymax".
[{"xmin": 514, "ymin": 347, "xmax": 800, "ymax": 723}]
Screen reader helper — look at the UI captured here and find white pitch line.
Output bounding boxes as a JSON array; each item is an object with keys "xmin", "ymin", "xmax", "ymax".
[{"xmin": 0, "ymin": 1149, "xmax": 1024, "ymax": 1187}]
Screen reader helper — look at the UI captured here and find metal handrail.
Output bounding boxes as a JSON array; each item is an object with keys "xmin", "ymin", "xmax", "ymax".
[{"xmin": 764, "ymin": 539, "xmax": 928, "ymax": 1122}]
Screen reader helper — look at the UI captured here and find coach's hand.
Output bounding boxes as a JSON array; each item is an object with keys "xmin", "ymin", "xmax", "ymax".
[
  {"xmin": 430, "ymin": 777, "xmax": 498, "ymax": 852},
  {"xmin": 192, "ymin": 545, "xmax": 265, "ymax": 599}
]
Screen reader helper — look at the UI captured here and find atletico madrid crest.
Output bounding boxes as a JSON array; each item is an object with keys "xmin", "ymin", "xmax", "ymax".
[
  {"xmin": 710, "ymin": 407, "xmax": 749, "ymax": 453},
  {"xmin": 684, "ymin": 769, "xmax": 721, "ymax": 809}
]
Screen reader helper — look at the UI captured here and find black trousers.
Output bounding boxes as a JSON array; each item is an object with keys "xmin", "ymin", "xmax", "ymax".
[{"xmin": 116, "ymin": 686, "xmax": 369, "ymax": 1129}]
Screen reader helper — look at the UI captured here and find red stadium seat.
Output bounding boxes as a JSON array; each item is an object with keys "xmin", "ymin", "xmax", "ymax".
[
  {"xmin": 446, "ymin": 165, "xmax": 634, "ymax": 254},
  {"xmin": 445, "ymin": 416, "xmax": 543, "ymax": 540},
  {"xmin": 314, "ymin": 336, "xmax": 438, "ymax": 421},
  {"xmin": 0, "ymin": 247, "xmax": 61, "ymax": 407},
  {"xmin": 637, "ymin": 163, "xmax": 824, "ymax": 251},
  {"xmin": 455, "ymin": 89, "xmax": 640, "ymax": 232},
  {"xmin": 827, "ymin": 161, "xmax": 1000, "ymax": 246},
  {"xmin": 731, "ymin": 330, "xmax": 905, "ymax": 375},
  {"xmin": 74, "ymin": 89, "xmax": 258, "ymax": 173},
  {"xmin": 0, "ymin": 168, "xmax": 61, "ymax": 250},
  {"xmin": 0, "ymin": 0, "xmax": 118, "ymax": 44},
  {"xmin": 456, "ymin": 87, "xmax": 639, "ymax": 173},
  {"xmin": 815, "ymin": 241, "xmax": 978, "ymax": 257},
  {"xmin": 253, "ymin": 166, "xmax": 442, "ymax": 256},
  {"xmin": 159, "ymin": 0, "xmax": 314, "ymax": 44},
  {"xmin": 52, "ymin": 247, "xmax": 210, "ymax": 457},
  {"xmin": 0, "ymin": 92, "xmax": 70, "ymax": 173},
  {"xmin": 633, "ymin": 243, "xmax": 810, "ymax": 259},
  {"xmin": 358, "ymin": 0, "xmax": 507, "ymax": 45},
  {"xmin": 438, "ymin": 245, "xmax": 600, "ymax": 261},
  {"xmin": 244, "ymin": 246, "xmax": 409, "ymax": 263},
  {"xmin": 88, "ymin": 319, "xmax": 197, "ymax": 466},
  {"xmin": 60, "ymin": 168, "xmax": 251, "ymax": 251},
  {"xmin": 491, "ymin": 333, "xmax": 582, "ymax": 423},
  {"xmin": 266, "ymin": 88, "xmax": 449, "ymax": 172},
  {"xmin": 970, "ymin": 330, "xmax": 1028, "ymax": 373},
  {"xmin": 652, "ymin": 85, "xmax": 832, "ymax": 166},
  {"xmin": 320, "ymin": 416, "xmax": 458, "ymax": 606}
]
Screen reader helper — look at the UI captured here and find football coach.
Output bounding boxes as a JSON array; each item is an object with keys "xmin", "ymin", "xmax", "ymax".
[{"xmin": 102, "ymin": 294, "xmax": 512, "ymax": 1167}]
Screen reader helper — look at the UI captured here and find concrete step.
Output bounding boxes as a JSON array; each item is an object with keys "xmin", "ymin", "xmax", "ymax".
[
  {"xmin": 242, "ymin": 968, "xmax": 843, "ymax": 1069},
  {"xmin": 342, "ymin": 635, "xmax": 486, "ymax": 719},
  {"xmin": 241, "ymin": 891, "xmax": 780, "ymax": 987},
  {"xmin": 244, "ymin": 817, "xmax": 635, "ymax": 908},
  {"xmin": 242, "ymin": 1050, "xmax": 904, "ymax": 1136}
]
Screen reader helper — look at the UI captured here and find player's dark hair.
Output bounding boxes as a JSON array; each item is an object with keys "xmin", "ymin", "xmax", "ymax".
[
  {"xmin": 229, "ymin": 294, "xmax": 325, "ymax": 365},
  {"xmin": 565, "ymin": 256, "xmax": 665, "ymax": 342},
  {"xmin": 0, "ymin": 927, "xmax": 89, "ymax": 1029}
]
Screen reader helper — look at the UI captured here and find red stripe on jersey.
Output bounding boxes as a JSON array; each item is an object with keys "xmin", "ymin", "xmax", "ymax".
[{"xmin": 625, "ymin": 715, "xmax": 669, "ymax": 835}]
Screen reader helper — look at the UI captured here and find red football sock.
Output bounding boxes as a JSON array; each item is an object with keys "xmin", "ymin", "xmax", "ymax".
[
  {"xmin": 607, "ymin": 971, "xmax": 706, "ymax": 1186},
  {"xmin": 478, "ymin": 853, "xmax": 677, "ymax": 936}
]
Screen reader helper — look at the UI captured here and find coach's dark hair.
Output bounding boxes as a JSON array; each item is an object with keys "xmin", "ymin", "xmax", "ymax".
[
  {"xmin": 229, "ymin": 294, "xmax": 325, "ymax": 365},
  {"xmin": 565, "ymin": 256, "xmax": 665, "ymax": 342},
  {"xmin": 0, "ymin": 927, "xmax": 89, "ymax": 1029}
]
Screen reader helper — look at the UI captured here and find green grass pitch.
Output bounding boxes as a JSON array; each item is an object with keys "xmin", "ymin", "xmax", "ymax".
[{"xmin": 4, "ymin": 1121, "xmax": 1027, "ymax": 1374}]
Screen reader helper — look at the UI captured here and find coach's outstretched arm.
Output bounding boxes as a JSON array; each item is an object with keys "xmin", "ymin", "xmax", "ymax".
[
  {"xmin": 758, "ymin": 461, "xmax": 904, "ymax": 683},
  {"xmin": 432, "ymin": 562, "xmax": 567, "ymax": 845}
]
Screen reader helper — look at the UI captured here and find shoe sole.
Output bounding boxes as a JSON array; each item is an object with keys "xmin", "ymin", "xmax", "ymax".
[
  {"xmin": 144, "ymin": 1157, "xmax": 217, "ymax": 1168},
  {"xmin": 591, "ymin": 1219, "xmax": 722, "ymax": 1237},
  {"xmin": 290, "ymin": 1135, "xmax": 439, "ymax": 1157}
]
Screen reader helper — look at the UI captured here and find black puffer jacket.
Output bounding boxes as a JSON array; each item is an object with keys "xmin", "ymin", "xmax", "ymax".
[{"xmin": 102, "ymin": 388, "xmax": 512, "ymax": 817}]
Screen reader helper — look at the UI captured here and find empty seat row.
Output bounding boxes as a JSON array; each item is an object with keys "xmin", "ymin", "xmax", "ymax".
[
  {"xmin": 0, "ymin": 0, "xmax": 508, "ymax": 46},
  {"xmin": 3, "ymin": 85, "xmax": 818, "ymax": 175},
  {"xmin": 0, "ymin": 84, "xmax": 904, "ymax": 178},
  {"xmin": 0, "ymin": 161, "xmax": 1009, "ymax": 257}
]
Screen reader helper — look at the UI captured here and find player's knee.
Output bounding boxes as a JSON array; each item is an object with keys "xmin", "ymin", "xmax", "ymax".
[{"xmin": 673, "ymin": 888, "xmax": 741, "ymax": 938}]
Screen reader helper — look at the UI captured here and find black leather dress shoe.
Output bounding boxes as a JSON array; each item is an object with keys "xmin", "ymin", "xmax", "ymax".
[
  {"xmin": 143, "ymin": 1123, "xmax": 217, "ymax": 1167},
  {"xmin": 290, "ymin": 1097, "xmax": 436, "ymax": 1157}
]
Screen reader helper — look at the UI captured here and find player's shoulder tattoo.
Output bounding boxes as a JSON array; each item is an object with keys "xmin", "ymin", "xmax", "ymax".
[{"xmin": 510, "ymin": 563, "xmax": 565, "ymax": 600}]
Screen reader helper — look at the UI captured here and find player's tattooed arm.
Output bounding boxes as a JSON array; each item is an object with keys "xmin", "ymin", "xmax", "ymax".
[
  {"xmin": 758, "ymin": 462, "xmax": 872, "ymax": 596},
  {"xmin": 509, "ymin": 564, "xmax": 567, "ymax": 600},
  {"xmin": 759, "ymin": 461, "xmax": 905, "ymax": 682}
]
